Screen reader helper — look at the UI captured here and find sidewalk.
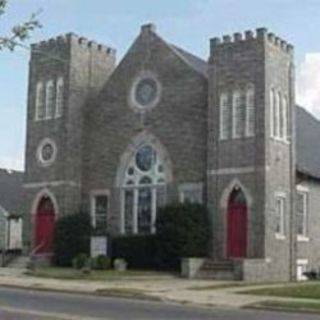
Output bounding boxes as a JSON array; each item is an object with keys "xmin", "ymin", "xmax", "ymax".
[{"xmin": 0, "ymin": 267, "xmax": 317, "ymax": 310}]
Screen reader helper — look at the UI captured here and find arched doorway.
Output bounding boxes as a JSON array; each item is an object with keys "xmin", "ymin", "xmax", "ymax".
[
  {"xmin": 34, "ymin": 196, "xmax": 56, "ymax": 255},
  {"xmin": 227, "ymin": 187, "xmax": 248, "ymax": 258}
]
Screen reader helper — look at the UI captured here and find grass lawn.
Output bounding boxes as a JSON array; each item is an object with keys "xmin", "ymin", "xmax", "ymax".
[
  {"xmin": 26, "ymin": 266, "xmax": 173, "ymax": 281},
  {"xmin": 249, "ymin": 300, "xmax": 320, "ymax": 313},
  {"xmin": 242, "ymin": 282, "xmax": 320, "ymax": 299}
]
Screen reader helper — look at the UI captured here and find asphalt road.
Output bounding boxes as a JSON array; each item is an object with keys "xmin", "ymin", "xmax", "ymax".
[{"xmin": 0, "ymin": 286, "xmax": 318, "ymax": 320}]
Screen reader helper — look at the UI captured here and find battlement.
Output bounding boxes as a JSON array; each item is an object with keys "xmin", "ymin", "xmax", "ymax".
[
  {"xmin": 210, "ymin": 28, "xmax": 293, "ymax": 56},
  {"xmin": 31, "ymin": 33, "xmax": 116, "ymax": 56}
]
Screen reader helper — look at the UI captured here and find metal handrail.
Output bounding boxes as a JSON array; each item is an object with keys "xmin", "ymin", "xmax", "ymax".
[{"xmin": 31, "ymin": 239, "xmax": 46, "ymax": 258}]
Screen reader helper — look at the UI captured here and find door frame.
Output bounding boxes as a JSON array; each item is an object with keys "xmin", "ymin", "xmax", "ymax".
[
  {"xmin": 220, "ymin": 179, "xmax": 252, "ymax": 260},
  {"xmin": 31, "ymin": 189, "xmax": 59, "ymax": 254},
  {"xmin": 226, "ymin": 193, "xmax": 248, "ymax": 258}
]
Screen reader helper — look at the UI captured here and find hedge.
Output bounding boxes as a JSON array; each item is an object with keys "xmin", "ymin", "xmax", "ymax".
[
  {"xmin": 156, "ymin": 203, "xmax": 210, "ymax": 270},
  {"xmin": 112, "ymin": 234, "xmax": 158, "ymax": 269},
  {"xmin": 112, "ymin": 203, "xmax": 210, "ymax": 271},
  {"xmin": 53, "ymin": 212, "xmax": 91, "ymax": 267}
]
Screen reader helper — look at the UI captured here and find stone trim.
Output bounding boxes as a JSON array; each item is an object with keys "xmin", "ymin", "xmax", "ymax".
[
  {"xmin": 208, "ymin": 166, "xmax": 258, "ymax": 175},
  {"xmin": 23, "ymin": 180, "xmax": 80, "ymax": 189}
]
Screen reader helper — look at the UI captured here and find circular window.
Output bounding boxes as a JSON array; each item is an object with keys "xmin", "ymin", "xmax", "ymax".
[
  {"xmin": 129, "ymin": 72, "xmax": 161, "ymax": 111},
  {"xmin": 135, "ymin": 145, "xmax": 155, "ymax": 172},
  {"xmin": 135, "ymin": 78, "xmax": 158, "ymax": 107},
  {"xmin": 41, "ymin": 143, "xmax": 54, "ymax": 162},
  {"xmin": 37, "ymin": 138, "xmax": 57, "ymax": 166}
]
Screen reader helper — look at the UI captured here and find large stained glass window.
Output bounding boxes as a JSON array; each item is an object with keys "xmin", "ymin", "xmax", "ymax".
[{"xmin": 121, "ymin": 145, "xmax": 167, "ymax": 234}]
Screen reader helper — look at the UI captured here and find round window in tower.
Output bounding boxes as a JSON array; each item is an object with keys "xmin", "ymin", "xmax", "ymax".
[{"xmin": 37, "ymin": 138, "xmax": 57, "ymax": 166}]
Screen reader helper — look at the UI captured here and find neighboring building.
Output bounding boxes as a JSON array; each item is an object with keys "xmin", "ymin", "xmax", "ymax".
[
  {"xmin": 0, "ymin": 169, "xmax": 23, "ymax": 251},
  {"xmin": 23, "ymin": 24, "xmax": 320, "ymax": 281}
]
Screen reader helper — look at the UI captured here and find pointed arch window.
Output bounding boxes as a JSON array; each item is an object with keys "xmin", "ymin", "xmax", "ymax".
[
  {"xmin": 270, "ymin": 88, "xmax": 275, "ymax": 137},
  {"xmin": 282, "ymin": 95, "xmax": 288, "ymax": 140},
  {"xmin": 121, "ymin": 145, "xmax": 167, "ymax": 235},
  {"xmin": 219, "ymin": 92, "xmax": 230, "ymax": 140},
  {"xmin": 245, "ymin": 85, "xmax": 255, "ymax": 137},
  {"xmin": 232, "ymin": 89, "xmax": 244, "ymax": 138},
  {"xmin": 55, "ymin": 77, "xmax": 64, "ymax": 118},
  {"xmin": 45, "ymin": 80, "xmax": 55, "ymax": 119},
  {"xmin": 35, "ymin": 82, "xmax": 45, "ymax": 120}
]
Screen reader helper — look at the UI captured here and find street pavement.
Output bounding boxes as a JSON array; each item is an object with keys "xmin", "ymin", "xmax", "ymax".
[{"xmin": 0, "ymin": 286, "xmax": 318, "ymax": 320}]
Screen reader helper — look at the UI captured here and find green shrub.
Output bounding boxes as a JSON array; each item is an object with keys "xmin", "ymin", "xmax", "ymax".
[
  {"xmin": 156, "ymin": 203, "xmax": 210, "ymax": 270},
  {"xmin": 112, "ymin": 235, "xmax": 158, "ymax": 269},
  {"xmin": 53, "ymin": 212, "xmax": 91, "ymax": 267},
  {"xmin": 72, "ymin": 253, "xmax": 89, "ymax": 270},
  {"xmin": 91, "ymin": 255, "xmax": 111, "ymax": 270}
]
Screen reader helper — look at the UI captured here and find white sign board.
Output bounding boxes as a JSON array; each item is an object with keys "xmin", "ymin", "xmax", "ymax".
[{"xmin": 90, "ymin": 236, "xmax": 107, "ymax": 258}]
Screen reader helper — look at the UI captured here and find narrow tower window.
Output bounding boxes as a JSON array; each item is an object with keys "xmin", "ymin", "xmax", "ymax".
[
  {"xmin": 278, "ymin": 92, "xmax": 284, "ymax": 139},
  {"xmin": 219, "ymin": 92, "xmax": 230, "ymax": 140},
  {"xmin": 245, "ymin": 85, "xmax": 255, "ymax": 137},
  {"xmin": 282, "ymin": 96, "xmax": 288, "ymax": 140},
  {"xmin": 270, "ymin": 89, "xmax": 275, "ymax": 137},
  {"xmin": 232, "ymin": 89, "xmax": 244, "ymax": 138},
  {"xmin": 55, "ymin": 77, "xmax": 64, "ymax": 118},
  {"xmin": 35, "ymin": 82, "xmax": 45, "ymax": 120},
  {"xmin": 45, "ymin": 80, "xmax": 55, "ymax": 119}
]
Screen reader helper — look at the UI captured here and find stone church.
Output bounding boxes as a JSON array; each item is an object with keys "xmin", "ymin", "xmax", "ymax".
[{"xmin": 23, "ymin": 23, "xmax": 320, "ymax": 281}]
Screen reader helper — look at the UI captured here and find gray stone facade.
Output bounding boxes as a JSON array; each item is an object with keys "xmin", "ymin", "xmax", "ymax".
[{"xmin": 23, "ymin": 23, "xmax": 320, "ymax": 281}]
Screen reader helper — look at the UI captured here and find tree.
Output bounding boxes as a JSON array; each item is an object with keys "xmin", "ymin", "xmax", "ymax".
[
  {"xmin": 156, "ymin": 203, "xmax": 210, "ymax": 270},
  {"xmin": 0, "ymin": 0, "xmax": 41, "ymax": 51}
]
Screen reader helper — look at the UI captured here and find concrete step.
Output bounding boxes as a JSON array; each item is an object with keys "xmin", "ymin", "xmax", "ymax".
[
  {"xmin": 6, "ymin": 256, "xmax": 30, "ymax": 269},
  {"xmin": 197, "ymin": 259, "xmax": 238, "ymax": 280}
]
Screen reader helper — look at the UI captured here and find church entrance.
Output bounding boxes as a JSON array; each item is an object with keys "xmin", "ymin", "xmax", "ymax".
[
  {"xmin": 227, "ymin": 188, "xmax": 247, "ymax": 258},
  {"xmin": 34, "ymin": 196, "xmax": 56, "ymax": 255}
]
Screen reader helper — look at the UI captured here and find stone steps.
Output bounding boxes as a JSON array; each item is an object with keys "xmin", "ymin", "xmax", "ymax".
[
  {"xmin": 6, "ymin": 256, "xmax": 30, "ymax": 269},
  {"xmin": 197, "ymin": 259, "xmax": 239, "ymax": 280}
]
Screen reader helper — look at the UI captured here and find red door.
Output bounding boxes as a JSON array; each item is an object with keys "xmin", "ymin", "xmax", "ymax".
[
  {"xmin": 35, "ymin": 197, "xmax": 55, "ymax": 255},
  {"xmin": 227, "ymin": 189, "xmax": 247, "ymax": 258}
]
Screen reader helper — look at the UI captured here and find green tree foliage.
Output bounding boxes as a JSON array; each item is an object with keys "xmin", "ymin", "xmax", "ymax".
[
  {"xmin": 112, "ymin": 203, "xmax": 210, "ymax": 271},
  {"xmin": 156, "ymin": 203, "xmax": 210, "ymax": 270},
  {"xmin": 0, "ymin": 0, "xmax": 41, "ymax": 51},
  {"xmin": 53, "ymin": 212, "xmax": 91, "ymax": 267}
]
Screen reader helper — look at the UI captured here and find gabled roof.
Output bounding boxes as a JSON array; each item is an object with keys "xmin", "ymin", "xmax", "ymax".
[
  {"xmin": 170, "ymin": 44, "xmax": 208, "ymax": 77},
  {"xmin": 0, "ymin": 169, "xmax": 23, "ymax": 215},
  {"xmin": 296, "ymin": 106, "xmax": 320, "ymax": 179}
]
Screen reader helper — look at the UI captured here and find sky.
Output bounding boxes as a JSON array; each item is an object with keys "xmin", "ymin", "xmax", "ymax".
[{"xmin": 1, "ymin": 0, "xmax": 320, "ymax": 170}]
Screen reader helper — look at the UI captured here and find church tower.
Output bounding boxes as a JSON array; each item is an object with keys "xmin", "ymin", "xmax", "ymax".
[
  {"xmin": 207, "ymin": 28, "xmax": 296, "ymax": 281},
  {"xmin": 23, "ymin": 34, "xmax": 116, "ymax": 254}
]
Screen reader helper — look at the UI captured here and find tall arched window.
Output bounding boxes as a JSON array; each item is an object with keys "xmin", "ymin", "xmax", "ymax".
[
  {"xmin": 282, "ymin": 95, "xmax": 288, "ymax": 140},
  {"xmin": 232, "ymin": 89, "xmax": 244, "ymax": 138},
  {"xmin": 45, "ymin": 80, "xmax": 55, "ymax": 119},
  {"xmin": 274, "ymin": 90, "xmax": 280, "ymax": 138},
  {"xmin": 245, "ymin": 85, "xmax": 255, "ymax": 137},
  {"xmin": 55, "ymin": 77, "xmax": 64, "ymax": 118},
  {"xmin": 35, "ymin": 82, "xmax": 45, "ymax": 120},
  {"xmin": 270, "ymin": 89, "xmax": 275, "ymax": 137},
  {"xmin": 219, "ymin": 92, "xmax": 230, "ymax": 140},
  {"xmin": 278, "ymin": 92, "xmax": 284, "ymax": 139},
  {"xmin": 121, "ymin": 145, "xmax": 167, "ymax": 234}
]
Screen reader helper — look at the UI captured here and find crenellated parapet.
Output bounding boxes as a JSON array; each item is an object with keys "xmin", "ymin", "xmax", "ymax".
[
  {"xmin": 210, "ymin": 28, "xmax": 294, "ymax": 57},
  {"xmin": 31, "ymin": 33, "xmax": 116, "ymax": 57}
]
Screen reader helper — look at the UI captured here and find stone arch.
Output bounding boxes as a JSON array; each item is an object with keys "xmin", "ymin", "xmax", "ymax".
[
  {"xmin": 31, "ymin": 188, "xmax": 59, "ymax": 218},
  {"xmin": 220, "ymin": 178, "xmax": 253, "ymax": 209}
]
